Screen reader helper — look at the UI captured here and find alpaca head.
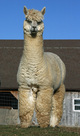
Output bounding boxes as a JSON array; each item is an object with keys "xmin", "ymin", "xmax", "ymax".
[{"xmin": 23, "ymin": 6, "xmax": 46, "ymax": 37}]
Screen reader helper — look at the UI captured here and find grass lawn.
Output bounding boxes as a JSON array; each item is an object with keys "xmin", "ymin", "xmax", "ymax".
[{"xmin": 0, "ymin": 125, "xmax": 80, "ymax": 136}]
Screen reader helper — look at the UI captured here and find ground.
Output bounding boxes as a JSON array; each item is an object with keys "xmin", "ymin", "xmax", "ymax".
[{"xmin": 0, "ymin": 126, "xmax": 80, "ymax": 136}]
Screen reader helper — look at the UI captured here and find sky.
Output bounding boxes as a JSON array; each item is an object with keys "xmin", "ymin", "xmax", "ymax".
[{"xmin": 0, "ymin": 0, "xmax": 80, "ymax": 39}]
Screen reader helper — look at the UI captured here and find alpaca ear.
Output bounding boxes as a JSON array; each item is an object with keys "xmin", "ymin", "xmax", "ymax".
[
  {"xmin": 24, "ymin": 6, "xmax": 28, "ymax": 15},
  {"xmin": 41, "ymin": 7, "xmax": 46, "ymax": 15}
]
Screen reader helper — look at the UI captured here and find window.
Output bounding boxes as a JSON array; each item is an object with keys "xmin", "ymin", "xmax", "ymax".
[
  {"xmin": 0, "ymin": 92, "xmax": 18, "ymax": 109},
  {"xmin": 73, "ymin": 98, "xmax": 80, "ymax": 112}
]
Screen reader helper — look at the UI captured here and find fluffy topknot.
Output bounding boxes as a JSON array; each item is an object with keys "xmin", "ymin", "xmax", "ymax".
[{"xmin": 25, "ymin": 9, "xmax": 44, "ymax": 22}]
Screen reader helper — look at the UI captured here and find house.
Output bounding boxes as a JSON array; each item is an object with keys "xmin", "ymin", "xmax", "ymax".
[{"xmin": 0, "ymin": 40, "xmax": 80, "ymax": 127}]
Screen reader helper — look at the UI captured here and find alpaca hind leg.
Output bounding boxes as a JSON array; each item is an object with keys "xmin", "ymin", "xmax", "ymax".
[
  {"xmin": 19, "ymin": 87, "xmax": 36, "ymax": 128},
  {"xmin": 50, "ymin": 84, "xmax": 65, "ymax": 127},
  {"xmin": 36, "ymin": 88, "xmax": 53, "ymax": 128}
]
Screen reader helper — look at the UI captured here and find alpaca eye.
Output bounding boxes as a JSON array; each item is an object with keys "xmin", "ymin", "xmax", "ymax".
[
  {"xmin": 37, "ymin": 21, "xmax": 42, "ymax": 25},
  {"xmin": 26, "ymin": 19, "xmax": 32, "ymax": 24}
]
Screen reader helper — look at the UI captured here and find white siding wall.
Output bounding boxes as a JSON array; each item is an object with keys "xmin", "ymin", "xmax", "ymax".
[{"xmin": 60, "ymin": 92, "xmax": 80, "ymax": 127}]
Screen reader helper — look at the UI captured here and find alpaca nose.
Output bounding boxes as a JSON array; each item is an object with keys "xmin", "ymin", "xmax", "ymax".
[
  {"xmin": 31, "ymin": 21, "xmax": 37, "ymax": 32},
  {"xmin": 31, "ymin": 26, "xmax": 37, "ymax": 32},
  {"xmin": 33, "ymin": 26, "xmax": 36, "ymax": 29},
  {"xmin": 32, "ymin": 26, "xmax": 36, "ymax": 30}
]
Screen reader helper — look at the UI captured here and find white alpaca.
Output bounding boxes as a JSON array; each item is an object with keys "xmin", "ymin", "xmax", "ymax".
[{"xmin": 17, "ymin": 6, "xmax": 66, "ymax": 128}]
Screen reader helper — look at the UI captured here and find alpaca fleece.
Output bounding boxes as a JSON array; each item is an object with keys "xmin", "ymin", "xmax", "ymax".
[{"xmin": 17, "ymin": 6, "xmax": 66, "ymax": 128}]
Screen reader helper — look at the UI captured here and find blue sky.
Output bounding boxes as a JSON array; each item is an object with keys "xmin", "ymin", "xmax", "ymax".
[{"xmin": 0, "ymin": 0, "xmax": 80, "ymax": 39}]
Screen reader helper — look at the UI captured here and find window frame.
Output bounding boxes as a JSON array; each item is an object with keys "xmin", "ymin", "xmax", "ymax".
[{"xmin": 73, "ymin": 98, "xmax": 80, "ymax": 112}]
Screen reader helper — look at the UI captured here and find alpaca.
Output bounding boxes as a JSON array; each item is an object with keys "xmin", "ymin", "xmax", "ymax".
[{"xmin": 17, "ymin": 6, "xmax": 66, "ymax": 128}]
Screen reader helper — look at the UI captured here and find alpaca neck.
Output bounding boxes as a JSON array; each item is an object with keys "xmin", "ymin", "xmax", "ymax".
[{"xmin": 24, "ymin": 34, "xmax": 44, "ymax": 62}]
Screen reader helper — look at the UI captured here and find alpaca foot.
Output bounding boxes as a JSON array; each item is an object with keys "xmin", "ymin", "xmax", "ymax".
[
  {"xmin": 21, "ymin": 122, "xmax": 30, "ymax": 128},
  {"xmin": 36, "ymin": 112, "xmax": 50, "ymax": 128},
  {"xmin": 50, "ymin": 115, "xmax": 58, "ymax": 127},
  {"xmin": 40, "ymin": 124, "xmax": 49, "ymax": 128}
]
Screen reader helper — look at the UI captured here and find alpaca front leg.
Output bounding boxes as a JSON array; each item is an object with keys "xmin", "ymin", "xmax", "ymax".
[
  {"xmin": 36, "ymin": 88, "xmax": 53, "ymax": 128},
  {"xmin": 19, "ymin": 87, "xmax": 36, "ymax": 128},
  {"xmin": 50, "ymin": 84, "xmax": 65, "ymax": 127}
]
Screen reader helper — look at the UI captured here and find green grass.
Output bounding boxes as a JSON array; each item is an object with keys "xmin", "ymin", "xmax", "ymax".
[{"xmin": 0, "ymin": 125, "xmax": 80, "ymax": 136}]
